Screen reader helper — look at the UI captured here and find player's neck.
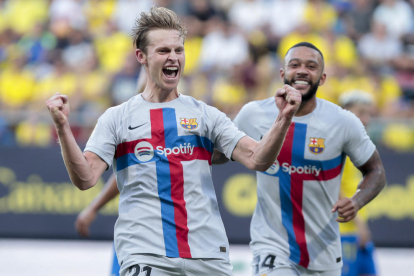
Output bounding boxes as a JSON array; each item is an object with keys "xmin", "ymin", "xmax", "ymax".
[
  {"xmin": 295, "ymin": 97, "xmax": 317, "ymax": 117},
  {"xmin": 141, "ymin": 83, "xmax": 180, "ymax": 103}
]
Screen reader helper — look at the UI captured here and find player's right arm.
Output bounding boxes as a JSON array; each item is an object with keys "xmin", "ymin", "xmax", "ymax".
[
  {"xmin": 231, "ymin": 85, "xmax": 301, "ymax": 171},
  {"xmin": 332, "ymin": 111, "xmax": 385, "ymax": 223},
  {"xmin": 76, "ymin": 174, "xmax": 119, "ymax": 237},
  {"xmin": 46, "ymin": 92, "xmax": 107, "ymax": 190}
]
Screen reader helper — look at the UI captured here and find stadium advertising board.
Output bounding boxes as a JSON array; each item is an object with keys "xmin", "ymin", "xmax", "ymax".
[{"xmin": 0, "ymin": 146, "xmax": 413, "ymax": 246}]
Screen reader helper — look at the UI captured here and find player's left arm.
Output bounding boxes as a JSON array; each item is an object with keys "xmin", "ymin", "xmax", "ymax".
[{"xmin": 333, "ymin": 150, "xmax": 386, "ymax": 222}]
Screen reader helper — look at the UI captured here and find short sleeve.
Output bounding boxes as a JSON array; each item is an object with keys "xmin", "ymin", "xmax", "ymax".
[
  {"xmin": 343, "ymin": 112, "xmax": 376, "ymax": 168},
  {"xmin": 84, "ymin": 108, "xmax": 118, "ymax": 169},
  {"xmin": 233, "ymin": 102, "xmax": 260, "ymax": 140},
  {"xmin": 211, "ymin": 108, "xmax": 246, "ymax": 160}
]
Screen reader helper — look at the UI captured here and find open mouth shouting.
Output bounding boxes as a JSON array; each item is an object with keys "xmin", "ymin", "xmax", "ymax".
[{"xmin": 163, "ymin": 66, "xmax": 179, "ymax": 79}]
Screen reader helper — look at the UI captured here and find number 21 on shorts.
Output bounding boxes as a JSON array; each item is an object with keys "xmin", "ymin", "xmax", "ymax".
[{"xmin": 127, "ymin": 264, "xmax": 152, "ymax": 276}]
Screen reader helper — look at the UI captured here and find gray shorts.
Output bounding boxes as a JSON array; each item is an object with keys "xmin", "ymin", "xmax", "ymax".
[
  {"xmin": 252, "ymin": 253, "xmax": 341, "ymax": 276},
  {"xmin": 120, "ymin": 253, "xmax": 233, "ymax": 276}
]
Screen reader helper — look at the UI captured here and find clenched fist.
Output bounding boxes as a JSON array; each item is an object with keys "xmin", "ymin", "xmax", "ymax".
[
  {"xmin": 332, "ymin": 197, "xmax": 359, "ymax": 223},
  {"xmin": 45, "ymin": 92, "xmax": 70, "ymax": 127},
  {"xmin": 275, "ymin": 85, "xmax": 302, "ymax": 119}
]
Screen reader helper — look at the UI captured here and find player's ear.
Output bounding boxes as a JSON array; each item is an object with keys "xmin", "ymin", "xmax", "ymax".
[
  {"xmin": 279, "ymin": 68, "xmax": 285, "ymax": 81},
  {"xmin": 318, "ymin": 72, "xmax": 327, "ymax": 86},
  {"xmin": 136, "ymin": 49, "xmax": 147, "ymax": 65}
]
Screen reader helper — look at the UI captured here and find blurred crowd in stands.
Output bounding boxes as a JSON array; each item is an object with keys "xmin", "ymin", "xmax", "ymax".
[{"xmin": 0, "ymin": 0, "xmax": 414, "ymax": 150}]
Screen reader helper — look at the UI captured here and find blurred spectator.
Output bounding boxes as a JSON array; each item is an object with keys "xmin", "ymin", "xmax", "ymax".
[
  {"xmin": 109, "ymin": 53, "xmax": 140, "ymax": 106},
  {"xmin": 112, "ymin": 0, "xmax": 153, "ymax": 34},
  {"xmin": 358, "ymin": 21, "xmax": 403, "ymax": 72},
  {"xmin": 322, "ymin": 29, "xmax": 358, "ymax": 69},
  {"xmin": 228, "ymin": 0, "xmax": 268, "ymax": 34},
  {"xmin": 33, "ymin": 55, "xmax": 79, "ymax": 109},
  {"xmin": 0, "ymin": 0, "xmax": 5, "ymax": 31},
  {"xmin": 93, "ymin": 21, "xmax": 131, "ymax": 73},
  {"xmin": 382, "ymin": 123, "xmax": 414, "ymax": 151},
  {"xmin": 2, "ymin": 0, "xmax": 49, "ymax": 35},
  {"xmin": 83, "ymin": 0, "xmax": 116, "ymax": 35},
  {"xmin": 15, "ymin": 114, "xmax": 52, "ymax": 147},
  {"xmin": 199, "ymin": 16, "xmax": 249, "ymax": 72},
  {"xmin": 211, "ymin": 66, "xmax": 247, "ymax": 118},
  {"xmin": 303, "ymin": 0, "xmax": 337, "ymax": 32},
  {"xmin": 181, "ymin": 16, "xmax": 203, "ymax": 76},
  {"xmin": 0, "ymin": 28, "xmax": 19, "ymax": 70},
  {"xmin": 278, "ymin": 23, "xmax": 327, "ymax": 63},
  {"xmin": 0, "ymin": 49, "xmax": 35, "ymax": 109},
  {"xmin": 62, "ymin": 29, "xmax": 94, "ymax": 69},
  {"xmin": 345, "ymin": 0, "xmax": 375, "ymax": 40},
  {"xmin": 372, "ymin": 0, "xmax": 414, "ymax": 38},
  {"xmin": 187, "ymin": 0, "xmax": 218, "ymax": 22},
  {"xmin": 0, "ymin": 116, "xmax": 14, "ymax": 146},
  {"xmin": 49, "ymin": 0, "xmax": 86, "ymax": 30},
  {"xmin": 75, "ymin": 52, "xmax": 111, "ymax": 115},
  {"xmin": 266, "ymin": 0, "xmax": 305, "ymax": 47},
  {"xmin": 17, "ymin": 23, "xmax": 57, "ymax": 65}
]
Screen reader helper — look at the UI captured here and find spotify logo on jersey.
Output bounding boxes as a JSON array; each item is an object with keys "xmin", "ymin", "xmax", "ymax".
[
  {"xmin": 134, "ymin": 141, "xmax": 154, "ymax": 162},
  {"xmin": 265, "ymin": 160, "xmax": 280, "ymax": 175}
]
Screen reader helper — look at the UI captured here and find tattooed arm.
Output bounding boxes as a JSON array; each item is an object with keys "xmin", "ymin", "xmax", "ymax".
[
  {"xmin": 353, "ymin": 150, "xmax": 386, "ymax": 207},
  {"xmin": 332, "ymin": 150, "xmax": 386, "ymax": 222}
]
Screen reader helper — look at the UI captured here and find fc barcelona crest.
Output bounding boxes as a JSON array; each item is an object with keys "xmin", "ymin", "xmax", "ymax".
[
  {"xmin": 309, "ymin": 138, "xmax": 325, "ymax": 155},
  {"xmin": 180, "ymin": 118, "xmax": 198, "ymax": 130}
]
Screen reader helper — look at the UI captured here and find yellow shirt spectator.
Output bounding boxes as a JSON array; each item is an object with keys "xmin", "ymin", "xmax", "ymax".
[
  {"xmin": 83, "ymin": 0, "xmax": 116, "ymax": 35},
  {"xmin": 333, "ymin": 35, "xmax": 358, "ymax": 69},
  {"xmin": 94, "ymin": 31, "xmax": 131, "ymax": 73},
  {"xmin": 316, "ymin": 75, "xmax": 342, "ymax": 104},
  {"xmin": 79, "ymin": 70, "xmax": 111, "ymax": 110},
  {"xmin": 15, "ymin": 120, "xmax": 52, "ymax": 147},
  {"xmin": 34, "ymin": 72, "xmax": 77, "ymax": 104},
  {"xmin": 303, "ymin": 0, "xmax": 337, "ymax": 32},
  {"xmin": 212, "ymin": 78, "xmax": 247, "ymax": 106},
  {"xmin": 183, "ymin": 37, "xmax": 203, "ymax": 76},
  {"xmin": 0, "ymin": 68, "xmax": 35, "ymax": 109},
  {"xmin": 377, "ymin": 75, "xmax": 402, "ymax": 111},
  {"xmin": 3, "ymin": 0, "xmax": 49, "ymax": 34}
]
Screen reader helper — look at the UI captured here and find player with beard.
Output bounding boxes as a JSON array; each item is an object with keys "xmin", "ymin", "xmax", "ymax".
[
  {"xmin": 230, "ymin": 42, "xmax": 386, "ymax": 276},
  {"xmin": 46, "ymin": 7, "xmax": 302, "ymax": 276}
]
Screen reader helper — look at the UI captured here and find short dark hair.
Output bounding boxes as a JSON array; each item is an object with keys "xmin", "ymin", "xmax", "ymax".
[{"xmin": 286, "ymin": 42, "xmax": 324, "ymax": 61}]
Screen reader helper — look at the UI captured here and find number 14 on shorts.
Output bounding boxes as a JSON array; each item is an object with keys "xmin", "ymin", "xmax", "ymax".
[
  {"xmin": 254, "ymin": 254, "xmax": 276, "ymax": 275},
  {"xmin": 127, "ymin": 264, "xmax": 152, "ymax": 276}
]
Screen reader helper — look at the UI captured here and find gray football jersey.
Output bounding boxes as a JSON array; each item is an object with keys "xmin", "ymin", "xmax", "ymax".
[
  {"xmin": 84, "ymin": 94, "xmax": 245, "ymax": 264},
  {"xmin": 234, "ymin": 97, "xmax": 375, "ymax": 271}
]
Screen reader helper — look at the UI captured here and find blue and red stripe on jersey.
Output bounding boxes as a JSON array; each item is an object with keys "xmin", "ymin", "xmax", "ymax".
[
  {"xmin": 264, "ymin": 122, "xmax": 345, "ymax": 268},
  {"xmin": 115, "ymin": 108, "xmax": 214, "ymax": 258}
]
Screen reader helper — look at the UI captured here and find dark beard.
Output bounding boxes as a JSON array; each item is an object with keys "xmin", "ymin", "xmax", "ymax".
[{"xmin": 284, "ymin": 77, "xmax": 320, "ymax": 102}]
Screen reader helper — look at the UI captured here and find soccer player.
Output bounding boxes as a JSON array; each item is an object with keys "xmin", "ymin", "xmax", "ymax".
[
  {"xmin": 230, "ymin": 42, "xmax": 386, "ymax": 276},
  {"xmin": 46, "ymin": 7, "xmax": 302, "ymax": 276},
  {"xmin": 338, "ymin": 91, "xmax": 378, "ymax": 276}
]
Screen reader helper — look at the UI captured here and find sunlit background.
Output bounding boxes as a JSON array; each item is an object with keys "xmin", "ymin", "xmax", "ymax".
[{"xmin": 1, "ymin": 0, "xmax": 414, "ymax": 275}]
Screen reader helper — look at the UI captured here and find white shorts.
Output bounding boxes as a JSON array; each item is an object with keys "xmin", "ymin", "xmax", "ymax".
[
  {"xmin": 120, "ymin": 253, "xmax": 233, "ymax": 276},
  {"xmin": 251, "ymin": 253, "xmax": 341, "ymax": 276}
]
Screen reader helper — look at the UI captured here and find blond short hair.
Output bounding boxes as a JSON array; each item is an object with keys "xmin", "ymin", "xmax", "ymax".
[
  {"xmin": 339, "ymin": 90, "xmax": 375, "ymax": 109},
  {"xmin": 132, "ymin": 6, "xmax": 187, "ymax": 55}
]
